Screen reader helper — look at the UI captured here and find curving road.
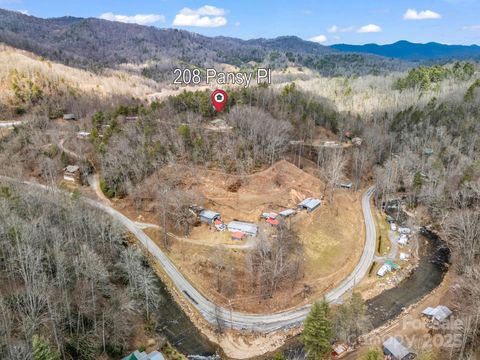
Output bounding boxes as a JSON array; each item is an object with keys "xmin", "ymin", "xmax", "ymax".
[{"xmin": 1, "ymin": 176, "xmax": 376, "ymax": 332}]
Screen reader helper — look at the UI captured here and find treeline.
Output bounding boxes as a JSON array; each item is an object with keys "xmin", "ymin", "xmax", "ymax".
[
  {"xmin": 394, "ymin": 62, "xmax": 475, "ymax": 90},
  {"xmin": 0, "ymin": 183, "xmax": 165, "ymax": 359}
]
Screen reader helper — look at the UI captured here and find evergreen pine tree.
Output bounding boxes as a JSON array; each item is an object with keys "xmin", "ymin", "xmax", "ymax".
[
  {"xmin": 32, "ymin": 335, "xmax": 60, "ymax": 360},
  {"xmin": 301, "ymin": 298, "xmax": 333, "ymax": 359}
]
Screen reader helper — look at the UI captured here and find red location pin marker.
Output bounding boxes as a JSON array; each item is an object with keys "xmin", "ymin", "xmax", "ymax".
[{"xmin": 211, "ymin": 89, "xmax": 228, "ymax": 112}]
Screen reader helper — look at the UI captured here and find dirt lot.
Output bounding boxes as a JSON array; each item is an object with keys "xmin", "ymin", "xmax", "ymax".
[{"xmin": 124, "ymin": 160, "xmax": 366, "ymax": 313}]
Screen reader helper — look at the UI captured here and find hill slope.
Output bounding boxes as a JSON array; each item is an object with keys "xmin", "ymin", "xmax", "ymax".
[
  {"xmin": 0, "ymin": 8, "xmax": 404, "ymax": 76},
  {"xmin": 332, "ymin": 40, "xmax": 480, "ymax": 61}
]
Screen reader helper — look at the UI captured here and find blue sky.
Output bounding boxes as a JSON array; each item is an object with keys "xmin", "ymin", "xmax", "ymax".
[{"xmin": 2, "ymin": 0, "xmax": 480, "ymax": 45}]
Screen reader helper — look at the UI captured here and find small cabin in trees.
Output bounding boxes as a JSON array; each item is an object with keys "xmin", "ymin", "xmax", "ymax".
[
  {"xmin": 63, "ymin": 165, "xmax": 80, "ymax": 182},
  {"xmin": 63, "ymin": 113, "xmax": 76, "ymax": 121}
]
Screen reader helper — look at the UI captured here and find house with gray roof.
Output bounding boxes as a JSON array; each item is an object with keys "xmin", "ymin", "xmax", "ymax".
[
  {"xmin": 383, "ymin": 336, "xmax": 416, "ymax": 360},
  {"xmin": 227, "ymin": 221, "xmax": 258, "ymax": 236},
  {"xmin": 422, "ymin": 305, "xmax": 452, "ymax": 322},
  {"xmin": 298, "ymin": 198, "xmax": 321, "ymax": 212}
]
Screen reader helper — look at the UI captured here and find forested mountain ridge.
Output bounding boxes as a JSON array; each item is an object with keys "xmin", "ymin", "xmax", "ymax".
[
  {"xmin": 0, "ymin": 8, "xmax": 405, "ymax": 76},
  {"xmin": 332, "ymin": 40, "xmax": 480, "ymax": 61}
]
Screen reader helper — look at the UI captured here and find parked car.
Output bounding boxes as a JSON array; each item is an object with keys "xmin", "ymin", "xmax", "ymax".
[{"xmin": 390, "ymin": 223, "xmax": 397, "ymax": 231}]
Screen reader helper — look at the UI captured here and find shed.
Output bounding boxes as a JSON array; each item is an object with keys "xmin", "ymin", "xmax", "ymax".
[
  {"xmin": 199, "ymin": 210, "xmax": 220, "ymax": 224},
  {"xmin": 261, "ymin": 212, "xmax": 278, "ymax": 219},
  {"xmin": 227, "ymin": 221, "xmax": 258, "ymax": 236},
  {"xmin": 337, "ymin": 181, "xmax": 353, "ymax": 189},
  {"xmin": 64, "ymin": 165, "xmax": 80, "ymax": 182},
  {"xmin": 331, "ymin": 342, "xmax": 351, "ymax": 358},
  {"xmin": 122, "ymin": 350, "xmax": 165, "ymax": 360},
  {"xmin": 63, "ymin": 113, "xmax": 76, "ymax": 121},
  {"xmin": 298, "ymin": 198, "xmax": 321, "ymax": 212},
  {"xmin": 383, "ymin": 336, "xmax": 416, "ymax": 360},
  {"xmin": 279, "ymin": 209, "xmax": 296, "ymax": 217},
  {"xmin": 422, "ymin": 305, "xmax": 452, "ymax": 322}
]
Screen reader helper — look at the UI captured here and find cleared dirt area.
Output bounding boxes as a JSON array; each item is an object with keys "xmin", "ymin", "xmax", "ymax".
[{"xmin": 123, "ymin": 160, "xmax": 365, "ymax": 313}]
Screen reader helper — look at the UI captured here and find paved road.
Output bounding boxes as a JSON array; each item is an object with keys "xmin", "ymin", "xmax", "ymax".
[{"xmin": 2, "ymin": 176, "xmax": 376, "ymax": 332}]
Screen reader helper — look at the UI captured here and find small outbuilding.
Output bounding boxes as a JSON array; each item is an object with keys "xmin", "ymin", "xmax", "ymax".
[
  {"xmin": 298, "ymin": 198, "xmax": 321, "ymax": 212},
  {"xmin": 63, "ymin": 165, "xmax": 80, "ymax": 182},
  {"xmin": 227, "ymin": 221, "xmax": 258, "ymax": 236},
  {"xmin": 63, "ymin": 113, "xmax": 76, "ymax": 121},
  {"xmin": 422, "ymin": 305, "xmax": 452, "ymax": 323},
  {"xmin": 279, "ymin": 209, "xmax": 296, "ymax": 217},
  {"xmin": 383, "ymin": 336, "xmax": 416, "ymax": 360},
  {"xmin": 198, "ymin": 210, "xmax": 221, "ymax": 224},
  {"xmin": 122, "ymin": 350, "xmax": 165, "ymax": 360},
  {"xmin": 337, "ymin": 181, "xmax": 353, "ymax": 189}
]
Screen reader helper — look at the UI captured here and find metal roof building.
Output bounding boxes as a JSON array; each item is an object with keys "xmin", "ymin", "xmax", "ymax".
[
  {"xmin": 227, "ymin": 221, "xmax": 258, "ymax": 236},
  {"xmin": 383, "ymin": 337, "xmax": 416, "ymax": 360},
  {"xmin": 422, "ymin": 305, "xmax": 452, "ymax": 322},
  {"xmin": 298, "ymin": 198, "xmax": 321, "ymax": 212},
  {"xmin": 279, "ymin": 209, "xmax": 296, "ymax": 217},
  {"xmin": 198, "ymin": 210, "xmax": 221, "ymax": 224}
]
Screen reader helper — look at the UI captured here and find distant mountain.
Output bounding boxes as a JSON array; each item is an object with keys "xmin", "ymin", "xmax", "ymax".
[
  {"xmin": 331, "ymin": 40, "xmax": 480, "ymax": 61},
  {"xmin": 0, "ymin": 8, "xmax": 404, "ymax": 77}
]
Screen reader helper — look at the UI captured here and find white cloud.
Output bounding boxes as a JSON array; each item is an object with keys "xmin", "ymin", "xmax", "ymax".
[
  {"xmin": 173, "ymin": 5, "xmax": 227, "ymax": 27},
  {"xmin": 357, "ymin": 24, "xmax": 382, "ymax": 33},
  {"xmin": 234, "ymin": 21, "xmax": 241, "ymax": 27},
  {"xmin": 99, "ymin": 12, "xmax": 165, "ymax": 25},
  {"xmin": 328, "ymin": 25, "xmax": 355, "ymax": 33},
  {"xmin": 462, "ymin": 24, "xmax": 480, "ymax": 31},
  {"xmin": 309, "ymin": 35, "xmax": 327, "ymax": 43},
  {"xmin": 403, "ymin": 9, "xmax": 441, "ymax": 20},
  {"xmin": 18, "ymin": 9, "xmax": 29, "ymax": 15}
]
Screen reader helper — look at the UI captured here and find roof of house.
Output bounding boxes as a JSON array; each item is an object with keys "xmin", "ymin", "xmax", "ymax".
[
  {"xmin": 227, "ymin": 221, "xmax": 258, "ymax": 235},
  {"xmin": 199, "ymin": 210, "xmax": 220, "ymax": 220},
  {"xmin": 383, "ymin": 336, "xmax": 415, "ymax": 359},
  {"xmin": 279, "ymin": 209, "xmax": 296, "ymax": 217},
  {"xmin": 298, "ymin": 198, "xmax": 321, "ymax": 210},
  {"xmin": 377, "ymin": 264, "xmax": 391, "ymax": 277},
  {"xmin": 65, "ymin": 165, "xmax": 80, "ymax": 173},
  {"xmin": 122, "ymin": 350, "xmax": 165, "ymax": 360},
  {"xmin": 422, "ymin": 305, "xmax": 452, "ymax": 322}
]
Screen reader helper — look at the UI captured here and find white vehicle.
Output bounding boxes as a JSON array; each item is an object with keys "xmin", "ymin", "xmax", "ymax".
[{"xmin": 390, "ymin": 223, "xmax": 397, "ymax": 231}]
